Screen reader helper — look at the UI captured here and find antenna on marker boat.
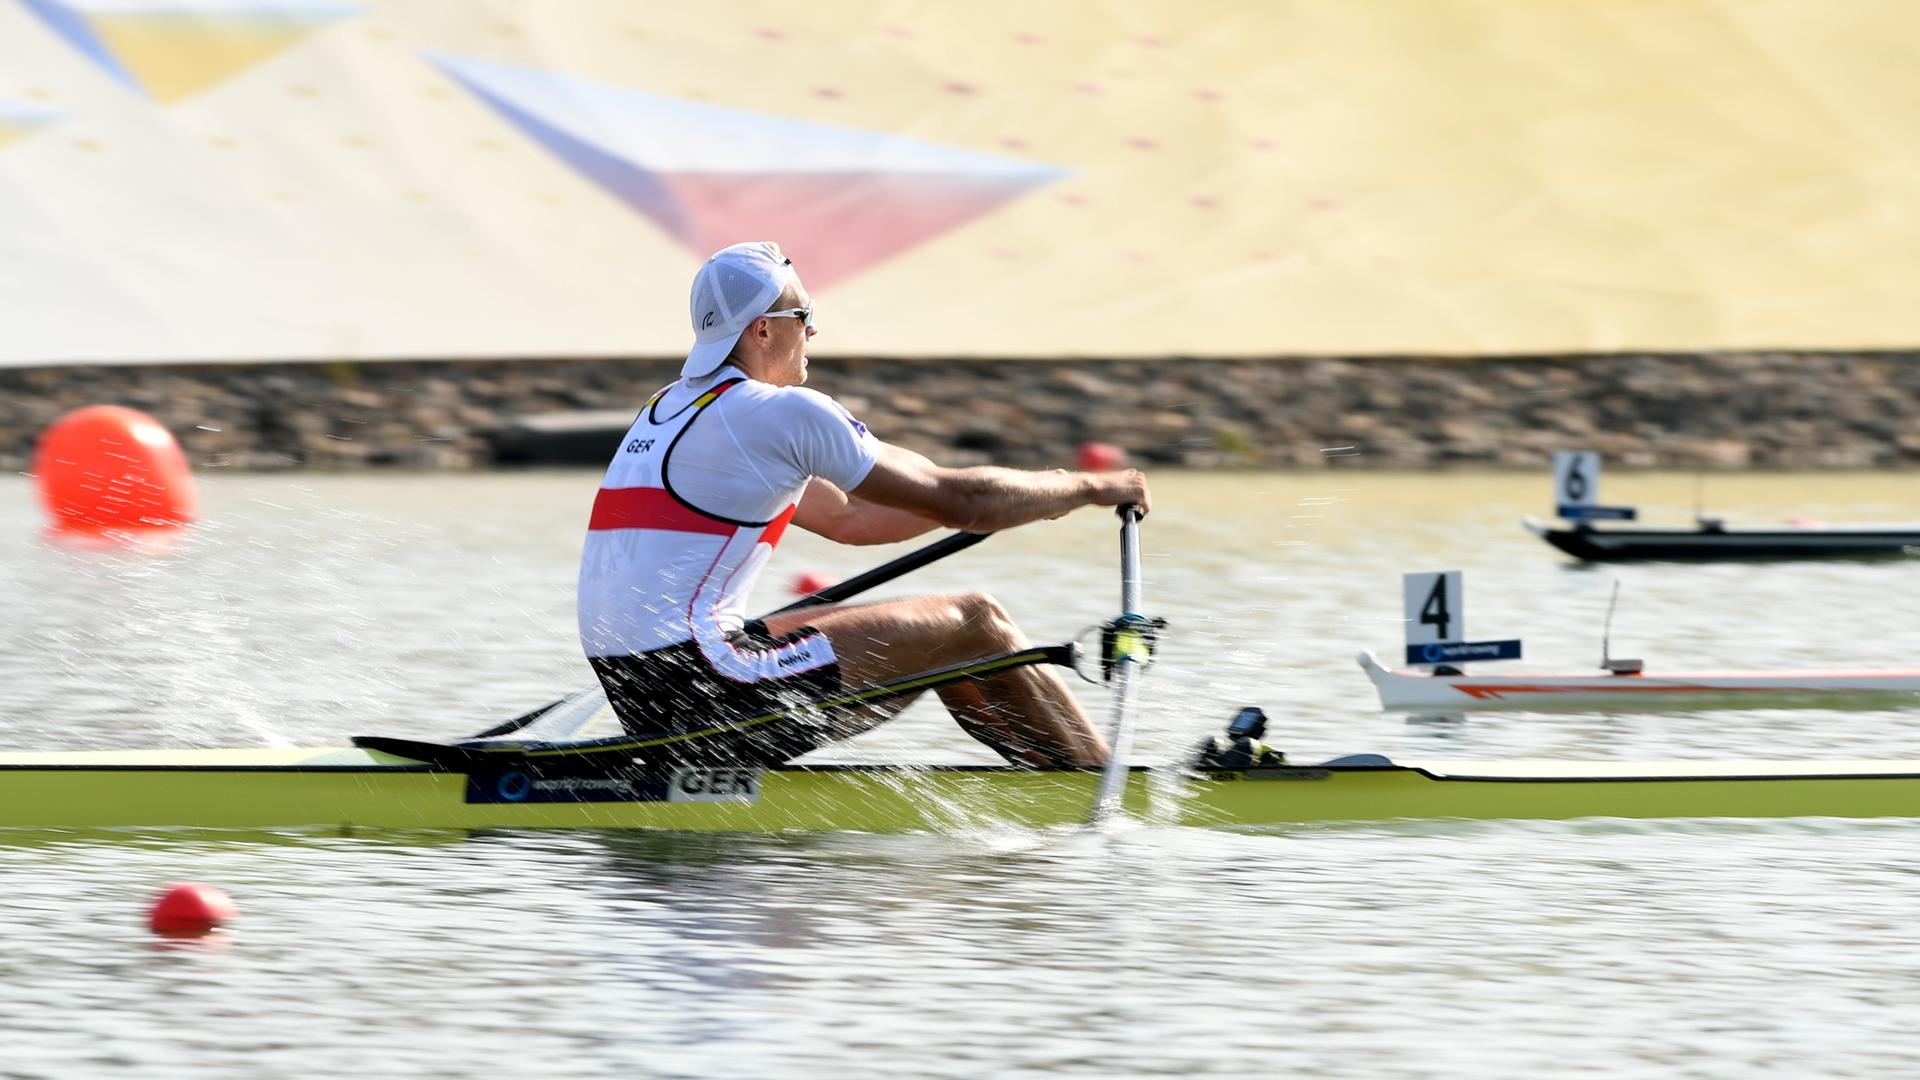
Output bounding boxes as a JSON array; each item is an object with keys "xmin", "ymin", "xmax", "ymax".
[{"xmin": 1599, "ymin": 580, "xmax": 1643, "ymax": 675}]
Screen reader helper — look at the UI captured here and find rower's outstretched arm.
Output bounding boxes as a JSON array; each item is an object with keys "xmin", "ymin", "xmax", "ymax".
[
  {"xmin": 851, "ymin": 442, "xmax": 1150, "ymax": 532},
  {"xmin": 793, "ymin": 477, "xmax": 944, "ymax": 545}
]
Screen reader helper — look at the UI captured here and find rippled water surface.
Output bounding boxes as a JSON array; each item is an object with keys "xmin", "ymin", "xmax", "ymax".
[{"xmin": 5, "ymin": 469, "xmax": 1920, "ymax": 1077}]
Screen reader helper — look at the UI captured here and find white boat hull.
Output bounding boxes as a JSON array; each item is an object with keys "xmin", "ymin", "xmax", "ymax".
[{"xmin": 1357, "ymin": 650, "xmax": 1920, "ymax": 712}]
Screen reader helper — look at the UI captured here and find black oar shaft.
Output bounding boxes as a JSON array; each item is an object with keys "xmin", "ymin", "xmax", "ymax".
[{"xmin": 769, "ymin": 530, "xmax": 989, "ymax": 616}]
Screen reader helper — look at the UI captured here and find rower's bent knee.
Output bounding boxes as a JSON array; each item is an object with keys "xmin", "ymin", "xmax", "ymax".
[{"xmin": 951, "ymin": 591, "xmax": 1026, "ymax": 647}]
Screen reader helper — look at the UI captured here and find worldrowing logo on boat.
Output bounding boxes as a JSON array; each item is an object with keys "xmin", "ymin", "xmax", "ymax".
[
  {"xmin": 480, "ymin": 769, "xmax": 643, "ymax": 804},
  {"xmin": 497, "ymin": 770, "xmax": 533, "ymax": 801}
]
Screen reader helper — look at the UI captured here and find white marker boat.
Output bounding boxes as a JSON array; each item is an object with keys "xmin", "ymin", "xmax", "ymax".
[{"xmin": 1358, "ymin": 649, "xmax": 1920, "ymax": 713}]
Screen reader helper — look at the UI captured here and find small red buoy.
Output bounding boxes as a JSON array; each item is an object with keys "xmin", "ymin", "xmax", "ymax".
[
  {"xmin": 1076, "ymin": 441, "xmax": 1129, "ymax": 471},
  {"xmin": 149, "ymin": 883, "xmax": 236, "ymax": 936},
  {"xmin": 790, "ymin": 570, "xmax": 839, "ymax": 597},
  {"xmin": 33, "ymin": 405, "xmax": 196, "ymax": 535}
]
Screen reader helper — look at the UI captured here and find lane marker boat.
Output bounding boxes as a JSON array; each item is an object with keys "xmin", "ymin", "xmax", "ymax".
[
  {"xmin": 1359, "ymin": 649, "xmax": 1920, "ymax": 713},
  {"xmin": 1525, "ymin": 517, "xmax": 1920, "ymax": 562},
  {"xmin": 1362, "ymin": 572, "xmax": 1920, "ymax": 713},
  {"xmin": 1525, "ymin": 450, "xmax": 1920, "ymax": 561}
]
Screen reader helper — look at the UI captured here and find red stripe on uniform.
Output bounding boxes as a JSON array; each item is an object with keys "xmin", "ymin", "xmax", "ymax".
[
  {"xmin": 589, "ymin": 487, "xmax": 737, "ymax": 536},
  {"xmin": 760, "ymin": 503, "xmax": 797, "ymax": 548}
]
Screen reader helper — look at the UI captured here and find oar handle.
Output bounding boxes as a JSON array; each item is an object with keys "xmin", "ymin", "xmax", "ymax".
[{"xmin": 1116, "ymin": 504, "xmax": 1142, "ymax": 617}]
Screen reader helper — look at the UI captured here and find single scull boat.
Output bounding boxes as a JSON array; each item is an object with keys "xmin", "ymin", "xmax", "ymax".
[{"xmin": 5, "ymin": 742, "xmax": 1920, "ymax": 829}]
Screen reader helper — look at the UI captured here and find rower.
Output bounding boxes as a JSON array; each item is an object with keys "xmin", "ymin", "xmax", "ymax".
[{"xmin": 577, "ymin": 241, "xmax": 1151, "ymax": 768}]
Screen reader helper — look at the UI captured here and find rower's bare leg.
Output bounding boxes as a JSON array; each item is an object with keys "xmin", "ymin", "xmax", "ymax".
[
  {"xmin": 759, "ymin": 593, "xmax": 1109, "ymax": 766},
  {"xmin": 935, "ymin": 681, "xmax": 1055, "ymax": 768}
]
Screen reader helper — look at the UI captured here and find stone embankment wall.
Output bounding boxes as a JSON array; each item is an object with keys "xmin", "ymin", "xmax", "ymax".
[{"xmin": 3, "ymin": 353, "xmax": 1917, "ymax": 472}]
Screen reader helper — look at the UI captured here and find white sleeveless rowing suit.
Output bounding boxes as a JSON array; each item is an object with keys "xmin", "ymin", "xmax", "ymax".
[{"xmin": 578, "ymin": 366, "xmax": 879, "ymax": 698}]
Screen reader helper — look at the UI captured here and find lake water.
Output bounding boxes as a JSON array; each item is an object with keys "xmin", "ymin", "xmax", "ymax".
[{"xmin": 5, "ymin": 469, "xmax": 1920, "ymax": 1077}]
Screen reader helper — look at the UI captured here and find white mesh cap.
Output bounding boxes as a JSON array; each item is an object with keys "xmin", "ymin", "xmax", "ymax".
[{"xmin": 683, "ymin": 241, "xmax": 796, "ymax": 378}]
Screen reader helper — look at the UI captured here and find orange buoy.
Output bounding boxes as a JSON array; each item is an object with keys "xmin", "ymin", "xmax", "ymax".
[
  {"xmin": 790, "ymin": 570, "xmax": 839, "ymax": 597},
  {"xmin": 1076, "ymin": 441, "xmax": 1129, "ymax": 471},
  {"xmin": 32, "ymin": 406, "xmax": 196, "ymax": 534},
  {"xmin": 148, "ymin": 883, "xmax": 236, "ymax": 936}
]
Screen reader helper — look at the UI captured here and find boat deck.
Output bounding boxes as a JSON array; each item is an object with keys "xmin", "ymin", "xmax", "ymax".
[{"xmin": 8, "ymin": 747, "xmax": 1920, "ymax": 830}]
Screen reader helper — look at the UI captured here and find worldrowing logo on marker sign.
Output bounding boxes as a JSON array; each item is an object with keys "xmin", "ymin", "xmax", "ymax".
[
  {"xmin": 1407, "ymin": 639, "xmax": 1523, "ymax": 666},
  {"xmin": 1557, "ymin": 504, "xmax": 1638, "ymax": 521}
]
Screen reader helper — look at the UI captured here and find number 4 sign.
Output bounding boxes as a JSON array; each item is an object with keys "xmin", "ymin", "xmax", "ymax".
[
  {"xmin": 1403, "ymin": 571, "xmax": 1462, "ymax": 653},
  {"xmin": 1400, "ymin": 571, "xmax": 1523, "ymax": 669}
]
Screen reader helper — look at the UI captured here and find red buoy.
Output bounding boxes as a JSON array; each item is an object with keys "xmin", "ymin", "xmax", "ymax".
[
  {"xmin": 1076, "ymin": 441, "xmax": 1129, "ymax": 471},
  {"xmin": 149, "ymin": 883, "xmax": 236, "ymax": 936},
  {"xmin": 790, "ymin": 570, "xmax": 839, "ymax": 597},
  {"xmin": 33, "ymin": 406, "xmax": 196, "ymax": 534}
]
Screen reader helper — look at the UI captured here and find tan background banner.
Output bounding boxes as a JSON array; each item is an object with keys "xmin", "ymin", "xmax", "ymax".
[{"xmin": 3, "ymin": 0, "xmax": 1918, "ymax": 365}]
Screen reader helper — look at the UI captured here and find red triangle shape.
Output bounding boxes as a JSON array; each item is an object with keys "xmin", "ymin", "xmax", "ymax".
[{"xmin": 659, "ymin": 170, "xmax": 1051, "ymax": 288}]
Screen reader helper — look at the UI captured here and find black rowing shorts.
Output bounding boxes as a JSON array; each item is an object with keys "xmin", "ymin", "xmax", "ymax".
[{"xmin": 587, "ymin": 621, "xmax": 843, "ymax": 767}]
